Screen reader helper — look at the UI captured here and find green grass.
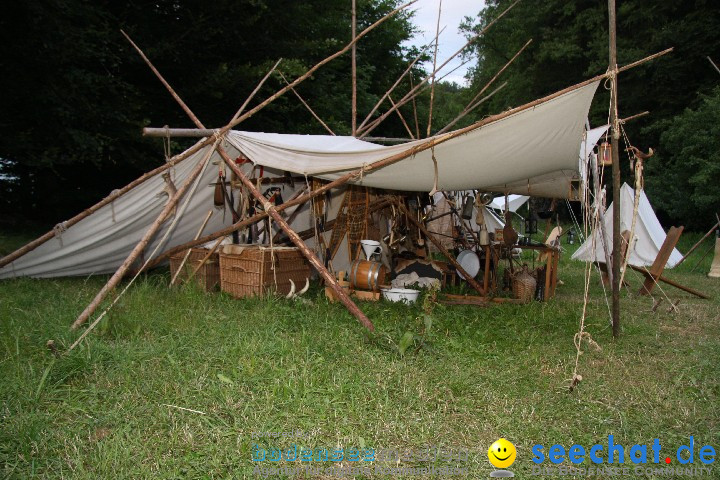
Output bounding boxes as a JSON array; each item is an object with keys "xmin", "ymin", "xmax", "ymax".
[{"xmin": 0, "ymin": 231, "xmax": 719, "ymax": 479}]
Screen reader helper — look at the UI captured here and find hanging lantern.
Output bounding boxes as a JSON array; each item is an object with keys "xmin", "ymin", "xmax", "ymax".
[
  {"xmin": 567, "ymin": 229, "xmax": 575, "ymax": 245},
  {"xmin": 598, "ymin": 142, "xmax": 613, "ymax": 166}
]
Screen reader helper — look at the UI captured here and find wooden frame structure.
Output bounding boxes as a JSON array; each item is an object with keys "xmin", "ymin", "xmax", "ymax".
[{"xmin": 0, "ymin": 0, "xmax": 684, "ymax": 345}]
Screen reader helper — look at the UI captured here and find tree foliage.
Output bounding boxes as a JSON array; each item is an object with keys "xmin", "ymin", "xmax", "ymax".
[
  {"xmin": 459, "ymin": 0, "xmax": 720, "ymax": 229},
  {"xmin": 0, "ymin": 0, "xmax": 415, "ymax": 226},
  {"xmin": 645, "ymin": 87, "xmax": 720, "ymax": 229}
]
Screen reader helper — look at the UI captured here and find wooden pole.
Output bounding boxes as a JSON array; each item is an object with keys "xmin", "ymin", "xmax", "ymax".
[
  {"xmin": 128, "ymin": 40, "xmax": 374, "ymax": 332},
  {"xmin": 426, "ymin": 0, "xmax": 442, "ymax": 137},
  {"xmin": 231, "ymin": 58, "xmax": 283, "ymax": 121},
  {"xmin": 675, "ymin": 221, "xmax": 719, "ymax": 267},
  {"xmin": 389, "ymin": 95, "xmax": 416, "ymax": 139},
  {"xmin": 435, "ymin": 81, "xmax": 507, "ymax": 135},
  {"xmin": 410, "ymin": 72, "xmax": 420, "ymax": 139},
  {"xmin": 170, "ymin": 209, "xmax": 213, "ymax": 285},
  {"xmin": 357, "ymin": 0, "xmax": 519, "ymax": 138},
  {"xmin": 357, "ymin": 40, "xmax": 436, "ymax": 131},
  {"xmin": 394, "ymin": 199, "xmax": 485, "ymax": 295},
  {"xmin": 608, "ymin": 0, "xmax": 621, "ymax": 338},
  {"xmin": 278, "ymin": 71, "xmax": 336, "ymax": 135},
  {"xmin": 71, "ymin": 137, "xmax": 221, "ymax": 329},
  {"xmin": 436, "ymin": 38, "xmax": 531, "ymax": 135},
  {"xmin": 351, "ymin": 0, "xmax": 357, "ymax": 135}
]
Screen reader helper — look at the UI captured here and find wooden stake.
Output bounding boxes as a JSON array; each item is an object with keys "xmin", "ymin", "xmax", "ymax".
[
  {"xmin": 351, "ymin": 0, "xmax": 357, "ymax": 135},
  {"xmin": 170, "ymin": 209, "xmax": 213, "ymax": 285},
  {"xmin": 609, "ymin": 0, "xmax": 621, "ymax": 338},
  {"xmin": 278, "ymin": 71, "xmax": 335, "ymax": 135},
  {"xmin": 71, "ymin": 137, "xmax": 221, "ymax": 329},
  {"xmin": 426, "ymin": 0, "xmax": 443, "ymax": 137}
]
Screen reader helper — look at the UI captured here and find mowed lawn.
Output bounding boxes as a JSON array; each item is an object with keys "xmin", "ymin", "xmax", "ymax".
[{"xmin": 0, "ymin": 230, "xmax": 718, "ymax": 479}]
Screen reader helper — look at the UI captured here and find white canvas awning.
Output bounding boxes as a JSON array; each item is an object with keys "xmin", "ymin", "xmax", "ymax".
[
  {"xmin": 0, "ymin": 80, "xmax": 600, "ymax": 279},
  {"xmin": 227, "ymin": 81, "xmax": 601, "ymax": 197}
]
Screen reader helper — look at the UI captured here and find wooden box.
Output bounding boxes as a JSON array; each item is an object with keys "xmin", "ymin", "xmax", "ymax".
[
  {"xmin": 169, "ymin": 248, "xmax": 220, "ymax": 291},
  {"xmin": 219, "ymin": 246, "xmax": 311, "ymax": 298}
]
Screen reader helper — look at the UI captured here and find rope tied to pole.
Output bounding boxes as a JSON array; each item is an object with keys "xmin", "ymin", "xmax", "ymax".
[
  {"xmin": 163, "ymin": 125, "xmax": 172, "ymax": 162},
  {"xmin": 53, "ymin": 221, "xmax": 68, "ymax": 246}
]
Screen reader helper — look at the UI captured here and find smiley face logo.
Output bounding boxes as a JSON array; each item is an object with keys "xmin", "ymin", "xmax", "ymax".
[{"xmin": 488, "ymin": 438, "xmax": 516, "ymax": 469}]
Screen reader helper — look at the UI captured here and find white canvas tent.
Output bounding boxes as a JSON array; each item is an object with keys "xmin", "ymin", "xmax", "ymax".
[
  {"xmin": 572, "ymin": 183, "xmax": 683, "ymax": 268},
  {"xmin": 488, "ymin": 194, "xmax": 529, "ymax": 213},
  {"xmin": 0, "ymin": 80, "xmax": 600, "ymax": 280}
]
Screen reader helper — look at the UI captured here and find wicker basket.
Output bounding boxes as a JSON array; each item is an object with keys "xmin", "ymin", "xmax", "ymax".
[
  {"xmin": 219, "ymin": 246, "xmax": 311, "ymax": 298},
  {"xmin": 512, "ymin": 265, "xmax": 537, "ymax": 304},
  {"xmin": 169, "ymin": 248, "xmax": 220, "ymax": 291}
]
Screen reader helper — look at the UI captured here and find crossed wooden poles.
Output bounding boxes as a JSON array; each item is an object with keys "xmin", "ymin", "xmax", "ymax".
[{"xmin": 0, "ymin": 11, "xmax": 674, "ymax": 338}]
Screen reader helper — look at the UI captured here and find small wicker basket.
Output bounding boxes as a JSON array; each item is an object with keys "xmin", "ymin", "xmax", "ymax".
[
  {"xmin": 169, "ymin": 248, "xmax": 219, "ymax": 291},
  {"xmin": 512, "ymin": 264, "xmax": 537, "ymax": 304}
]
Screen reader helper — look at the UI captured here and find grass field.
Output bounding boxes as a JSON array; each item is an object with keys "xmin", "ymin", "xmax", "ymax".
[{"xmin": 0, "ymin": 230, "xmax": 718, "ymax": 479}]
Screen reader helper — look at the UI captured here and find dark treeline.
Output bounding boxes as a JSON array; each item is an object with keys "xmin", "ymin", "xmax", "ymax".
[
  {"xmin": 455, "ymin": 0, "xmax": 719, "ymax": 230},
  {"xmin": 1, "ymin": 1, "xmax": 718, "ymax": 231},
  {"xmin": 0, "ymin": 0, "xmax": 416, "ymax": 228}
]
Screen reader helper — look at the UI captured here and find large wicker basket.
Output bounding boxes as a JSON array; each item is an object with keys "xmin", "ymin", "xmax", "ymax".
[
  {"xmin": 512, "ymin": 265, "xmax": 537, "ymax": 304},
  {"xmin": 169, "ymin": 248, "xmax": 220, "ymax": 291},
  {"xmin": 219, "ymin": 246, "xmax": 311, "ymax": 298}
]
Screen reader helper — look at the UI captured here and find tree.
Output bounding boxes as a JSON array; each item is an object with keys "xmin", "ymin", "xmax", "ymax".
[
  {"xmin": 0, "ymin": 0, "xmax": 416, "ymax": 227},
  {"xmin": 459, "ymin": 0, "xmax": 720, "ymax": 229},
  {"xmin": 644, "ymin": 87, "xmax": 720, "ymax": 230}
]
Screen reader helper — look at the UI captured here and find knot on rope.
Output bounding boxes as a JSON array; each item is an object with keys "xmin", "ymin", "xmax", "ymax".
[
  {"xmin": 573, "ymin": 331, "xmax": 602, "ymax": 353},
  {"xmin": 53, "ymin": 221, "xmax": 69, "ymax": 246}
]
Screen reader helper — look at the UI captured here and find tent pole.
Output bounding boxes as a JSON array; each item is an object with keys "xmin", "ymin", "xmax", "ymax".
[
  {"xmin": 357, "ymin": 40, "xmax": 435, "ymax": 131},
  {"xmin": 351, "ymin": 0, "xmax": 357, "ymax": 135},
  {"xmin": 609, "ymin": 0, "xmax": 621, "ymax": 338},
  {"xmin": 436, "ymin": 38, "xmax": 531, "ymax": 135},
  {"xmin": 71, "ymin": 137, "xmax": 221, "ymax": 329},
  {"xmin": 357, "ymin": 0, "xmax": 520, "ymax": 138},
  {"xmin": 426, "ymin": 0, "xmax": 442, "ymax": 137},
  {"xmin": 278, "ymin": 71, "xmax": 335, "ymax": 135},
  {"xmin": 127, "ymin": 39, "xmax": 374, "ymax": 332}
]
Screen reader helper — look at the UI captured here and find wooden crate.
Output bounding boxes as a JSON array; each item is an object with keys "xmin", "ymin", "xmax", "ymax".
[
  {"xmin": 169, "ymin": 248, "xmax": 219, "ymax": 291},
  {"xmin": 219, "ymin": 246, "xmax": 311, "ymax": 298}
]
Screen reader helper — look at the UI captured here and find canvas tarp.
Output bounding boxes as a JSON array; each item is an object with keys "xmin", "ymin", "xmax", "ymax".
[
  {"xmin": 572, "ymin": 183, "xmax": 683, "ymax": 268},
  {"xmin": 1, "ymin": 81, "xmax": 600, "ymax": 279},
  {"xmin": 227, "ymin": 81, "xmax": 600, "ymax": 197}
]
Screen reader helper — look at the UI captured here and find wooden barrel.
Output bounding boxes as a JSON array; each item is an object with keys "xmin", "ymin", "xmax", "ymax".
[{"xmin": 349, "ymin": 260, "xmax": 387, "ymax": 292}]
